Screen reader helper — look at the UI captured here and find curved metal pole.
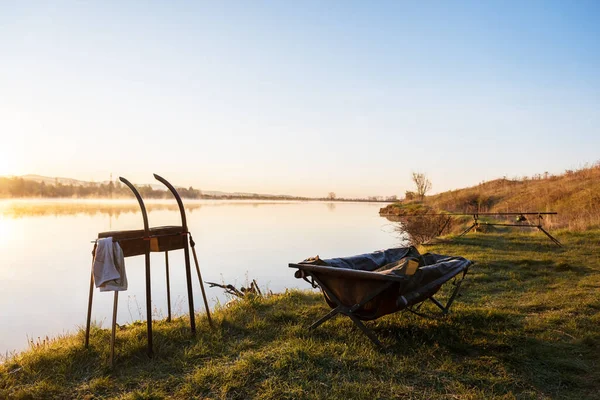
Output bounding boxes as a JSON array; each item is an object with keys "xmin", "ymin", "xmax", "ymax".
[
  {"xmin": 119, "ymin": 177, "xmax": 149, "ymax": 231},
  {"xmin": 153, "ymin": 173, "xmax": 187, "ymax": 231},
  {"xmin": 119, "ymin": 176, "xmax": 153, "ymax": 357},
  {"xmin": 153, "ymin": 173, "xmax": 196, "ymax": 334}
]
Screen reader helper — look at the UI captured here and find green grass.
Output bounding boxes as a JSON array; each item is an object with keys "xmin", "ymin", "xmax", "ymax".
[{"xmin": 2, "ymin": 230, "xmax": 600, "ymax": 399}]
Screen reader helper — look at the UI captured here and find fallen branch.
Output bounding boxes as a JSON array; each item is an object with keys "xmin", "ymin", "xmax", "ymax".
[
  {"xmin": 205, "ymin": 282, "xmax": 245, "ymax": 298},
  {"xmin": 205, "ymin": 279, "xmax": 265, "ymax": 298}
]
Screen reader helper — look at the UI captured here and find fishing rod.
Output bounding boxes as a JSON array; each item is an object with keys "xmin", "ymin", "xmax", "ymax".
[
  {"xmin": 383, "ymin": 211, "xmax": 557, "ymax": 216},
  {"xmin": 381, "ymin": 211, "xmax": 562, "ymax": 246}
]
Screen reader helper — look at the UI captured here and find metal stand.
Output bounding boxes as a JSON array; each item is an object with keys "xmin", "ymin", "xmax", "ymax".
[
  {"xmin": 109, "ymin": 292, "xmax": 118, "ymax": 366},
  {"xmin": 457, "ymin": 213, "xmax": 562, "ymax": 246},
  {"xmin": 165, "ymin": 252, "xmax": 171, "ymax": 322},
  {"xmin": 154, "ymin": 174, "xmax": 197, "ymax": 335},
  {"xmin": 190, "ymin": 236, "xmax": 213, "ymax": 328},
  {"xmin": 84, "ymin": 248, "xmax": 95, "ymax": 349},
  {"xmin": 121, "ymin": 176, "xmax": 154, "ymax": 357},
  {"xmin": 84, "ymin": 174, "xmax": 214, "ymax": 366}
]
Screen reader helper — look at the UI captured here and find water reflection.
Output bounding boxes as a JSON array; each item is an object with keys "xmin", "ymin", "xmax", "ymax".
[
  {"xmin": 0, "ymin": 200, "xmax": 401, "ymax": 356},
  {"xmin": 0, "ymin": 199, "xmax": 309, "ymax": 219},
  {"xmin": 381, "ymin": 214, "xmax": 402, "ymax": 223}
]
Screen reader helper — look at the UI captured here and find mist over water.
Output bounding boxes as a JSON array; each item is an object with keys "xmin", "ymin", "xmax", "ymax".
[{"xmin": 0, "ymin": 199, "xmax": 400, "ymax": 355}]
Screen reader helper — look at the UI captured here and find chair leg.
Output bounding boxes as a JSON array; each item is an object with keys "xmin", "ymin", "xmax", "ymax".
[
  {"xmin": 165, "ymin": 252, "xmax": 171, "ymax": 322},
  {"xmin": 308, "ymin": 274, "xmax": 391, "ymax": 347},
  {"xmin": 309, "ymin": 307, "xmax": 341, "ymax": 330},
  {"xmin": 348, "ymin": 314, "xmax": 383, "ymax": 348},
  {"xmin": 308, "ymin": 307, "xmax": 382, "ymax": 347},
  {"xmin": 429, "ymin": 296, "xmax": 447, "ymax": 313},
  {"xmin": 85, "ymin": 256, "xmax": 94, "ymax": 348},
  {"xmin": 444, "ymin": 277, "xmax": 465, "ymax": 312},
  {"xmin": 109, "ymin": 291, "xmax": 118, "ymax": 367}
]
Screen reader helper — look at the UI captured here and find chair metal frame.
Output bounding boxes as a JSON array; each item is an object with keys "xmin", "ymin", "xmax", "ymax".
[{"xmin": 290, "ymin": 260, "xmax": 470, "ymax": 347}]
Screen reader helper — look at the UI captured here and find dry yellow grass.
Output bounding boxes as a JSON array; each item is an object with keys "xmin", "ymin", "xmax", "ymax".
[{"xmin": 424, "ymin": 162, "xmax": 599, "ymax": 231}]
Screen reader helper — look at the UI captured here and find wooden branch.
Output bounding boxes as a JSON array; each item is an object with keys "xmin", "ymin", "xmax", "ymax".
[
  {"xmin": 205, "ymin": 280, "xmax": 265, "ymax": 298},
  {"xmin": 205, "ymin": 282, "xmax": 244, "ymax": 298},
  {"xmin": 252, "ymin": 279, "xmax": 262, "ymax": 296}
]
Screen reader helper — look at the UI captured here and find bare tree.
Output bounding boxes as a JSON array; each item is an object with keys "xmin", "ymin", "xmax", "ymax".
[
  {"xmin": 412, "ymin": 172, "xmax": 432, "ymax": 201},
  {"xmin": 328, "ymin": 192, "xmax": 336, "ymax": 200}
]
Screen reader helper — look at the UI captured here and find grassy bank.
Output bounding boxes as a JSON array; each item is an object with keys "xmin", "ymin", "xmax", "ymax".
[{"xmin": 2, "ymin": 230, "xmax": 599, "ymax": 399}]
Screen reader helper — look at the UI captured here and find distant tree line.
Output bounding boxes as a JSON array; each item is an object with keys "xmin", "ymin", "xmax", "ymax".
[
  {"xmin": 0, "ymin": 177, "xmax": 206, "ymax": 199},
  {"xmin": 0, "ymin": 177, "xmax": 398, "ymax": 201}
]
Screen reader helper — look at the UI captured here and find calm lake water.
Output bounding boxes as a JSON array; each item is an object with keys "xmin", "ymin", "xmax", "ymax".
[{"xmin": 0, "ymin": 199, "xmax": 401, "ymax": 356}]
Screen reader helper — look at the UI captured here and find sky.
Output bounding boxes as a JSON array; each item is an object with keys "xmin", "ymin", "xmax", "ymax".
[{"xmin": 0, "ymin": 1, "xmax": 598, "ymax": 198}]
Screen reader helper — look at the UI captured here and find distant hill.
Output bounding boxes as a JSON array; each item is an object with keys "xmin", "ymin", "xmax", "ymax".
[
  {"xmin": 21, "ymin": 174, "xmax": 97, "ymax": 187},
  {"xmin": 201, "ymin": 191, "xmax": 294, "ymax": 198},
  {"xmin": 382, "ymin": 162, "xmax": 600, "ymax": 230},
  {"xmin": 19, "ymin": 175, "xmax": 166, "ymax": 191}
]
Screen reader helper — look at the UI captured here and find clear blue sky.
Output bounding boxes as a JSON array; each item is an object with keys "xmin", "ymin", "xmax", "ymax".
[{"xmin": 1, "ymin": 1, "xmax": 598, "ymax": 197}]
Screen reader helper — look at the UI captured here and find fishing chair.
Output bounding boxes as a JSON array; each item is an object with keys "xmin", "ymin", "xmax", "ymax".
[{"xmin": 289, "ymin": 247, "xmax": 472, "ymax": 347}]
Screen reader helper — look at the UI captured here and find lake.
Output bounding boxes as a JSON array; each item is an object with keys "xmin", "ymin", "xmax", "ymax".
[{"xmin": 0, "ymin": 199, "xmax": 401, "ymax": 356}]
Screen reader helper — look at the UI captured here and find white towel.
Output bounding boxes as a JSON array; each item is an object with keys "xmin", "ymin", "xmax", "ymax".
[{"xmin": 93, "ymin": 237, "xmax": 128, "ymax": 292}]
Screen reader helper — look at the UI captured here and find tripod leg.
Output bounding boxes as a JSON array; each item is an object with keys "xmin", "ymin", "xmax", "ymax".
[
  {"xmin": 458, "ymin": 222, "xmax": 477, "ymax": 237},
  {"xmin": 538, "ymin": 226, "xmax": 562, "ymax": 247},
  {"xmin": 190, "ymin": 237, "xmax": 213, "ymax": 328},
  {"xmin": 183, "ymin": 238, "xmax": 197, "ymax": 333}
]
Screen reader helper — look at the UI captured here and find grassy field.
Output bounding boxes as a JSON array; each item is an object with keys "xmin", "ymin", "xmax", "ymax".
[{"xmin": 1, "ymin": 230, "xmax": 599, "ymax": 399}]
